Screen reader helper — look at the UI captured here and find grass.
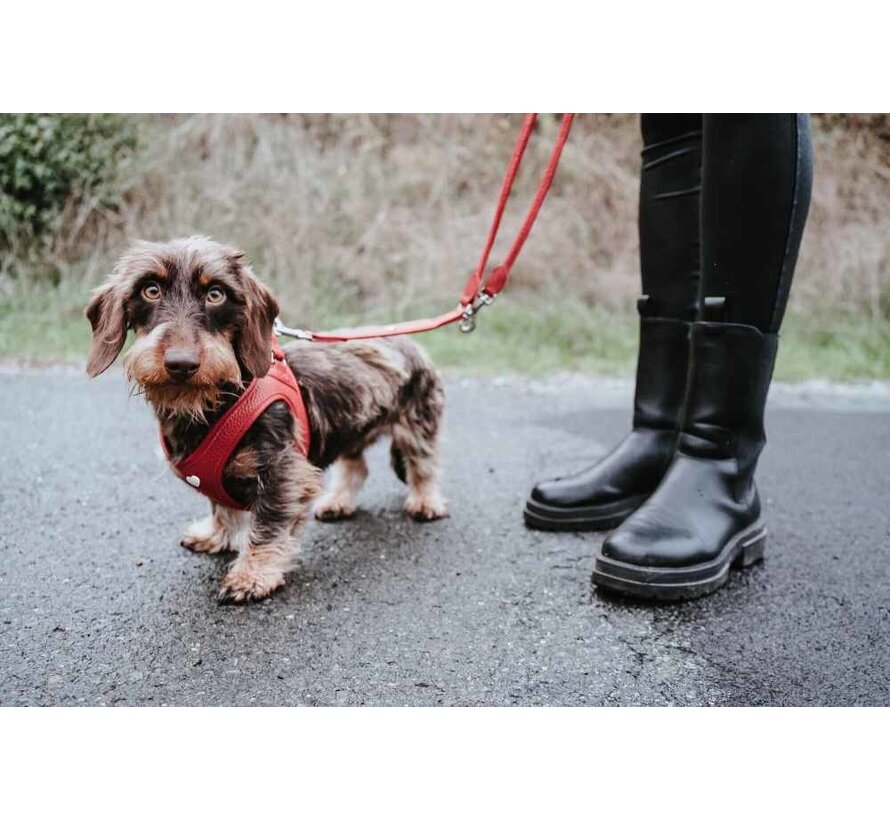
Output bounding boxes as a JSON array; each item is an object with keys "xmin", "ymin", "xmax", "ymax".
[
  {"xmin": 774, "ymin": 314, "xmax": 890, "ymax": 381},
  {"xmin": 0, "ymin": 280, "xmax": 92, "ymax": 362},
  {"xmin": 3, "ymin": 278, "xmax": 888, "ymax": 382}
]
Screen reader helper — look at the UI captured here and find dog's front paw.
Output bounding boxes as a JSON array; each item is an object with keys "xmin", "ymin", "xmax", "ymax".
[
  {"xmin": 404, "ymin": 491, "xmax": 448, "ymax": 522},
  {"xmin": 181, "ymin": 515, "xmax": 230, "ymax": 554},
  {"xmin": 314, "ymin": 494, "xmax": 357, "ymax": 522},
  {"xmin": 217, "ymin": 564, "xmax": 286, "ymax": 604}
]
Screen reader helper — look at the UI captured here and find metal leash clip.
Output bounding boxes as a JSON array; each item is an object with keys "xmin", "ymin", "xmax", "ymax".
[
  {"xmin": 459, "ymin": 291, "xmax": 496, "ymax": 333},
  {"xmin": 273, "ymin": 317, "xmax": 315, "ymax": 342}
]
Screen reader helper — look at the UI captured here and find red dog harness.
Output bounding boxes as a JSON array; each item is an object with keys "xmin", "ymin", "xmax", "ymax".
[{"xmin": 162, "ymin": 338, "xmax": 310, "ymax": 510}]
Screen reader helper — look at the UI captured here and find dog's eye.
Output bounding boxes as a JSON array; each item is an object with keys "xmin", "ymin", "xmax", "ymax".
[
  {"xmin": 206, "ymin": 286, "xmax": 226, "ymax": 306},
  {"xmin": 142, "ymin": 282, "xmax": 162, "ymax": 302}
]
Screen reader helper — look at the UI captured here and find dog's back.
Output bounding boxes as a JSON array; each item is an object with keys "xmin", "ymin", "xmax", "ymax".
[{"xmin": 284, "ymin": 338, "xmax": 443, "ymax": 467}]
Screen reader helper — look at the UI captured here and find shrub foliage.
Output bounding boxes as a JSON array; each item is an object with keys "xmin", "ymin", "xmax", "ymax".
[{"xmin": 0, "ymin": 114, "xmax": 136, "ymax": 252}]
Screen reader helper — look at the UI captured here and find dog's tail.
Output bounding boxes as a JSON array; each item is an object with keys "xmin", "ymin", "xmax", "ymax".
[{"xmin": 390, "ymin": 443, "xmax": 407, "ymax": 484}]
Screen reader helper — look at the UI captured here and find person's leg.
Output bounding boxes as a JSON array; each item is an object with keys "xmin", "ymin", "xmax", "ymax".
[
  {"xmin": 594, "ymin": 114, "xmax": 813, "ymax": 600},
  {"xmin": 700, "ymin": 114, "xmax": 813, "ymax": 331},
  {"xmin": 524, "ymin": 114, "xmax": 701, "ymax": 531},
  {"xmin": 638, "ymin": 113, "xmax": 703, "ymax": 320}
]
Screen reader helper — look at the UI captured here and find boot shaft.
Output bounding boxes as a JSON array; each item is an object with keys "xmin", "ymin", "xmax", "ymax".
[
  {"xmin": 632, "ymin": 296, "xmax": 692, "ymax": 432},
  {"xmin": 679, "ymin": 311, "xmax": 779, "ymax": 477}
]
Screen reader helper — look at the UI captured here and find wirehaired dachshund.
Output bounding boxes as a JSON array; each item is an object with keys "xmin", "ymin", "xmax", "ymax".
[{"xmin": 85, "ymin": 236, "xmax": 447, "ymax": 603}]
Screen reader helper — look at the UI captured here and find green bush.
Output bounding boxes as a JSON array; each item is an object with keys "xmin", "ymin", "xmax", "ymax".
[{"xmin": 0, "ymin": 114, "xmax": 137, "ymax": 253}]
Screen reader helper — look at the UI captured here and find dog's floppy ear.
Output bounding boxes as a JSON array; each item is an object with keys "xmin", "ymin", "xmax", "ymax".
[
  {"xmin": 85, "ymin": 280, "xmax": 129, "ymax": 377},
  {"xmin": 234, "ymin": 257, "xmax": 280, "ymax": 379}
]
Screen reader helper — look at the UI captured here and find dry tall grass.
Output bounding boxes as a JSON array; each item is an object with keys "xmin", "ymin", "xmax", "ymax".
[{"xmin": 9, "ymin": 113, "xmax": 890, "ymax": 329}]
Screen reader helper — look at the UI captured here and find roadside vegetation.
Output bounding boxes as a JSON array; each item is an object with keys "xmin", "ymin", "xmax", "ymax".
[{"xmin": 2, "ymin": 114, "xmax": 888, "ymax": 380}]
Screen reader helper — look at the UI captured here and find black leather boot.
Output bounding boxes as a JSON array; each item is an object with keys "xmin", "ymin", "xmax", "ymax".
[
  {"xmin": 524, "ymin": 297, "xmax": 690, "ymax": 532},
  {"xmin": 592, "ymin": 299, "xmax": 779, "ymax": 600}
]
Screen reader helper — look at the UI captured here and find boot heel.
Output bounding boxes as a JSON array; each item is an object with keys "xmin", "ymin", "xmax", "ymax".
[{"xmin": 734, "ymin": 528, "xmax": 767, "ymax": 568}]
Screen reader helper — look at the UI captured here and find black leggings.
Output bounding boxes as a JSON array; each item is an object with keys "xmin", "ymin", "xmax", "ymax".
[{"xmin": 639, "ymin": 114, "xmax": 813, "ymax": 332}]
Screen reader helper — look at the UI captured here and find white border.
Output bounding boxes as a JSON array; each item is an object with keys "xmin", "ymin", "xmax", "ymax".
[
  {"xmin": 2, "ymin": 2, "xmax": 887, "ymax": 111},
  {"xmin": 1, "ymin": 708, "xmax": 886, "ymax": 817}
]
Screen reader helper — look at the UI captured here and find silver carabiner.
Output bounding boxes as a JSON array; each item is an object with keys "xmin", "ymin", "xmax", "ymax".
[
  {"xmin": 273, "ymin": 317, "xmax": 314, "ymax": 341},
  {"xmin": 459, "ymin": 291, "xmax": 495, "ymax": 333}
]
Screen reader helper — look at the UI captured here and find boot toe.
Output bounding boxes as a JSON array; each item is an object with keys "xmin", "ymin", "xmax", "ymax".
[
  {"xmin": 529, "ymin": 478, "xmax": 563, "ymax": 506},
  {"xmin": 602, "ymin": 516, "xmax": 702, "ymax": 568}
]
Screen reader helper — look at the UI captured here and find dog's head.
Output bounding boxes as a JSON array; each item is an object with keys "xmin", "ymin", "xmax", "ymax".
[{"xmin": 85, "ymin": 236, "xmax": 279, "ymax": 417}]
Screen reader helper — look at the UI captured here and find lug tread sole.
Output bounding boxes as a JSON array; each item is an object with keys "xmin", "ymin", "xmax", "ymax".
[{"xmin": 591, "ymin": 520, "xmax": 767, "ymax": 601}]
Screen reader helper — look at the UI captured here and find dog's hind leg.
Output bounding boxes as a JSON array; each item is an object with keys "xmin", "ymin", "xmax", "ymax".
[
  {"xmin": 314, "ymin": 453, "xmax": 368, "ymax": 521},
  {"xmin": 392, "ymin": 365, "xmax": 448, "ymax": 522},
  {"xmin": 181, "ymin": 504, "xmax": 249, "ymax": 554}
]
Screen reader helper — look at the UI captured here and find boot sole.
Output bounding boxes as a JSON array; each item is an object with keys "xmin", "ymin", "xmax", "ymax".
[
  {"xmin": 523, "ymin": 494, "xmax": 649, "ymax": 533},
  {"xmin": 590, "ymin": 519, "xmax": 767, "ymax": 601}
]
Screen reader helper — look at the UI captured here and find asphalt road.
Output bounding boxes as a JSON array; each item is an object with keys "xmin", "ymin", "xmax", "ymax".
[{"xmin": 2, "ymin": 367, "xmax": 888, "ymax": 706}]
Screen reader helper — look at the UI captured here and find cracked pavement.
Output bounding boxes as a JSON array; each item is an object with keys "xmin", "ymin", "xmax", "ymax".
[{"xmin": 1, "ymin": 367, "xmax": 888, "ymax": 705}]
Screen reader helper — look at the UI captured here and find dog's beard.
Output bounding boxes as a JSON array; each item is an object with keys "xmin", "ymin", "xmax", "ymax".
[
  {"xmin": 124, "ymin": 331, "xmax": 242, "ymax": 423},
  {"xmin": 137, "ymin": 382, "xmax": 229, "ymax": 422}
]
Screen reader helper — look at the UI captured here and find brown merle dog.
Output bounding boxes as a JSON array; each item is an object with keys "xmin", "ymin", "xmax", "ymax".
[{"xmin": 86, "ymin": 236, "xmax": 447, "ymax": 603}]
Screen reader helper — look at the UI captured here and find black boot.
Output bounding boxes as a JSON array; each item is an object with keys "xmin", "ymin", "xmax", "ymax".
[
  {"xmin": 524, "ymin": 297, "xmax": 690, "ymax": 532},
  {"xmin": 592, "ymin": 300, "xmax": 779, "ymax": 600}
]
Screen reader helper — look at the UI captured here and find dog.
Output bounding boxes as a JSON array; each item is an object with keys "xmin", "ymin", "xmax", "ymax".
[{"xmin": 85, "ymin": 236, "xmax": 447, "ymax": 603}]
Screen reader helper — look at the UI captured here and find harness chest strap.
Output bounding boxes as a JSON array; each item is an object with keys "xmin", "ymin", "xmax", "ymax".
[{"xmin": 162, "ymin": 341, "xmax": 311, "ymax": 510}]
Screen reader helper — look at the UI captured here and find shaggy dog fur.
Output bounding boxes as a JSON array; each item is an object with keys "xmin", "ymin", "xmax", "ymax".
[{"xmin": 86, "ymin": 236, "xmax": 447, "ymax": 603}]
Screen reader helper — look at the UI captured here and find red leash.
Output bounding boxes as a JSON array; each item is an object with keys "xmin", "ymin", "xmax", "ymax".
[{"xmin": 275, "ymin": 113, "xmax": 575, "ymax": 343}]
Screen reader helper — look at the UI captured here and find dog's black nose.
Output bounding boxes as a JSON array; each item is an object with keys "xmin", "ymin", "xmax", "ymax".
[{"xmin": 164, "ymin": 348, "xmax": 201, "ymax": 381}]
